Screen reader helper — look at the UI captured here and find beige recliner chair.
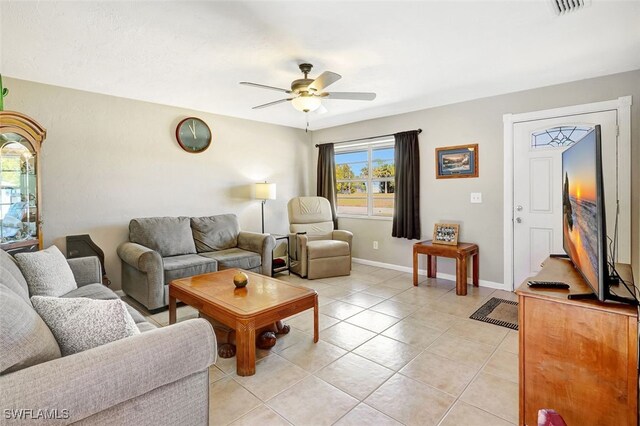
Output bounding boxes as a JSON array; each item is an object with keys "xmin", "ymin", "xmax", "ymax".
[{"xmin": 287, "ymin": 196, "xmax": 353, "ymax": 279}]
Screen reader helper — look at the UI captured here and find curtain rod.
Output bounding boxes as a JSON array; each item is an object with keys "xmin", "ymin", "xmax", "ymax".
[{"xmin": 315, "ymin": 128, "xmax": 422, "ymax": 148}]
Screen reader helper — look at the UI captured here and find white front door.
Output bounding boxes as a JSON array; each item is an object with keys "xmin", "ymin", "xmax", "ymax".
[{"xmin": 512, "ymin": 110, "xmax": 623, "ymax": 286}]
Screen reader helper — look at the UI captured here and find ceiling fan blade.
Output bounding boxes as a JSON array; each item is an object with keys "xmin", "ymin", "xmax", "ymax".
[
  {"xmin": 322, "ymin": 92, "xmax": 376, "ymax": 101},
  {"xmin": 308, "ymin": 71, "xmax": 341, "ymax": 92},
  {"xmin": 252, "ymin": 98, "xmax": 293, "ymax": 110},
  {"xmin": 240, "ymin": 82, "xmax": 291, "ymax": 94}
]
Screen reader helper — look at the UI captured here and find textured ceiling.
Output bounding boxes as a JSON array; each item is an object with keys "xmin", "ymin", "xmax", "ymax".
[{"xmin": 1, "ymin": 1, "xmax": 639, "ymax": 130}]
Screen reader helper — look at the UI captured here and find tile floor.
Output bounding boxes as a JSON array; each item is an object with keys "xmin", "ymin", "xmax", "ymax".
[{"xmin": 138, "ymin": 264, "xmax": 519, "ymax": 426}]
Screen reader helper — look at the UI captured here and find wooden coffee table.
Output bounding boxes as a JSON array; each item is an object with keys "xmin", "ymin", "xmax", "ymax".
[{"xmin": 169, "ymin": 269, "xmax": 318, "ymax": 376}]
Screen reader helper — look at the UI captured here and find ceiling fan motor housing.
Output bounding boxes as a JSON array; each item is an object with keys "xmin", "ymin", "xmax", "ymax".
[{"xmin": 291, "ymin": 78, "xmax": 315, "ymax": 94}]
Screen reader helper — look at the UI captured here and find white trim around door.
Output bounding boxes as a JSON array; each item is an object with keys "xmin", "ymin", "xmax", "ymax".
[{"xmin": 503, "ymin": 96, "xmax": 632, "ymax": 291}]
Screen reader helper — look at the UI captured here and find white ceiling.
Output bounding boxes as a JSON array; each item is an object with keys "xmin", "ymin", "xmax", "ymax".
[{"xmin": 2, "ymin": 1, "xmax": 639, "ymax": 130}]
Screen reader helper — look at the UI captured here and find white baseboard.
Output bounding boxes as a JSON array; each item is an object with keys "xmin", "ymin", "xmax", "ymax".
[
  {"xmin": 352, "ymin": 257, "xmax": 509, "ymax": 291},
  {"xmin": 432, "ymin": 272, "xmax": 507, "ymax": 290},
  {"xmin": 353, "ymin": 257, "xmax": 416, "ymax": 274}
]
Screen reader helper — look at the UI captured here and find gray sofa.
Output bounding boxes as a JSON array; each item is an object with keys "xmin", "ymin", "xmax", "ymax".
[
  {"xmin": 0, "ymin": 248, "xmax": 216, "ymax": 425},
  {"xmin": 117, "ymin": 214, "xmax": 275, "ymax": 311}
]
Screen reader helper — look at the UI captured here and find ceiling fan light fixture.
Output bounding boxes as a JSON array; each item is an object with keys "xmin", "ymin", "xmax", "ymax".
[{"xmin": 291, "ymin": 95, "xmax": 322, "ymax": 113}]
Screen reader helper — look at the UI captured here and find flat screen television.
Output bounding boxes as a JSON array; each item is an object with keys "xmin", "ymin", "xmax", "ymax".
[{"xmin": 562, "ymin": 125, "xmax": 609, "ymax": 301}]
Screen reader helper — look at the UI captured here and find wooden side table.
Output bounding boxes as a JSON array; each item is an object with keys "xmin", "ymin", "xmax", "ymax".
[{"xmin": 413, "ymin": 240, "xmax": 479, "ymax": 295}]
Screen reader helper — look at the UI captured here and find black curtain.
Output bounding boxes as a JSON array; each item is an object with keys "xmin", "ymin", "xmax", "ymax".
[
  {"xmin": 317, "ymin": 143, "xmax": 338, "ymax": 228},
  {"xmin": 392, "ymin": 130, "xmax": 421, "ymax": 239}
]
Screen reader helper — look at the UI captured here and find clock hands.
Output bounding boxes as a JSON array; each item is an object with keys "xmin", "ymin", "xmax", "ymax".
[{"xmin": 188, "ymin": 120, "xmax": 197, "ymax": 139}]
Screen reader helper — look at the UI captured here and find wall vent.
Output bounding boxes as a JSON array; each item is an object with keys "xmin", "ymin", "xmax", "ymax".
[{"xmin": 550, "ymin": 0, "xmax": 591, "ymax": 15}]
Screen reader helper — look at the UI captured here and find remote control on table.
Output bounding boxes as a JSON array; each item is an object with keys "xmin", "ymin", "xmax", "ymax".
[{"xmin": 527, "ymin": 281, "xmax": 570, "ymax": 289}]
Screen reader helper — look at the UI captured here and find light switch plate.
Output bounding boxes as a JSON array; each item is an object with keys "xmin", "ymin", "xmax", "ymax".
[{"xmin": 470, "ymin": 192, "xmax": 482, "ymax": 203}]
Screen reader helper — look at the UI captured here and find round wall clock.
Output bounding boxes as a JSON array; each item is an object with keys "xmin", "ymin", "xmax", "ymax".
[{"xmin": 175, "ymin": 117, "xmax": 212, "ymax": 153}]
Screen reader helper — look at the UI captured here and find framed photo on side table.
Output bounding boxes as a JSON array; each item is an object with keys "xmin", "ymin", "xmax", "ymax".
[
  {"xmin": 436, "ymin": 144, "xmax": 478, "ymax": 179},
  {"xmin": 433, "ymin": 223, "xmax": 459, "ymax": 245}
]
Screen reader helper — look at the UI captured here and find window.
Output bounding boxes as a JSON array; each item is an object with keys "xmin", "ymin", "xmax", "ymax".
[{"xmin": 335, "ymin": 139, "xmax": 395, "ymax": 217}]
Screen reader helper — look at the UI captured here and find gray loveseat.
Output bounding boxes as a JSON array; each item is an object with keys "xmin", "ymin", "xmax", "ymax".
[
  {"xmin": 117, "ymin": 214, "xmax": 276, "ymax": 311},
  {"xmin": 0, "ymin": 248, "xmax": 216, "ymax": 425}
]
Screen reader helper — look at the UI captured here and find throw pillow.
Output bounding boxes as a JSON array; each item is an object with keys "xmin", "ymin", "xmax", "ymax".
[
  {"xmin": 191, "ymin": 214, "xmax": 240, "ymax": 252},
  {"xmin": 15, "ymin": 245, "xmax": 77, "ymax": 297},
  {"xmin": 0, "ymin": 285, "xmax": 61, "ymax": 374},
  {"xmin": 31, "ymin": 296, "xmax": 140, "ymax": 356}
]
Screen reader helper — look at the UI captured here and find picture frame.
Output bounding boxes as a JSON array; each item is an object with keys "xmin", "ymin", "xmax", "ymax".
[
  {"xmin": 435, "ymin": 144, "xmax": 479, "ymax": 179},
  {"xmin": 433, "ymin": 223, "xmax": 459, "ymax": 245}
]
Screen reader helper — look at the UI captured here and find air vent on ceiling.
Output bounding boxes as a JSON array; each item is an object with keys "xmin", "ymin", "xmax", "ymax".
[{"xmin": 550, "ymin": 0, "xmax": 591, "ymax": 15}]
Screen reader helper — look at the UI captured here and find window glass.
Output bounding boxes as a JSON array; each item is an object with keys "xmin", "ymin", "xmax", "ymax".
[
  {"xmin": 335, "ymin": 141, "xmax": 395, "ymax": 217},
  {"xmin": 531, "ymin": 126, "xmax": 593, "ymax": 149},
  {"xmin": 335, "ymin": 150, "xmax": 368, "ymax": 179}
]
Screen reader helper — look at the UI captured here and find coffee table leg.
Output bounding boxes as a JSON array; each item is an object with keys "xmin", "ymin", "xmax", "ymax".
[
  {"xmin": 236, "ymin": 319, "xmax": 256, "ymax": 376},
  {"xmin": 313, "ymin": 294, "xmax": 319, "ymax": 343},
  {"xmin": 169, "ymin": 295, "xmax": 177, "ymax": 325}
]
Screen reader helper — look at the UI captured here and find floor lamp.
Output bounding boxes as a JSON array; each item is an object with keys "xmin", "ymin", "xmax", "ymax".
[{"xmin": 255, "ymin": 182, "xmax": 276, "ymax": 233}]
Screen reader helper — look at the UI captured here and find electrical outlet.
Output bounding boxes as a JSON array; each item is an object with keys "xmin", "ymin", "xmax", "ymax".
[
  {"xmin": 470, "ymin": 192, "xmax": 482, "ymax": 203},
  {"xmin": 373, "ymin": 241, "xmax": 379, "ymax": 250}
]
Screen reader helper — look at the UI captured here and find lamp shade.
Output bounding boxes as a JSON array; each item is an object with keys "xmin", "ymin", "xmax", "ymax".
[{"xmin": 255, "ymin": 182, "xmax": 276, "ymax": 200}]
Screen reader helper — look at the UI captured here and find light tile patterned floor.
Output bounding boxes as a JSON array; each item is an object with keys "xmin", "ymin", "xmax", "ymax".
[{"xmin": 154, "ymin": 264, "xmax": 519, "ymax": 426}]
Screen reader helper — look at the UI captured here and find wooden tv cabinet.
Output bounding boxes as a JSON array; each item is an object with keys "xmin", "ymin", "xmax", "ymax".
[{"xmin": 516, "ymin": 257, "xmax": 638, "ymax": 426}]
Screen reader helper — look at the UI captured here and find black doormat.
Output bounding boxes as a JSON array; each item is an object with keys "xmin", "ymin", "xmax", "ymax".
[{"xmin": 470, "ymin": 297, "xmax": 519, "ymax": 330}]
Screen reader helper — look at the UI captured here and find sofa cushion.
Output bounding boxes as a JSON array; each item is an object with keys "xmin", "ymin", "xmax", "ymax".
[
  {"xmin": 136, "ymin": 321, "xmax": 157, "ymax": 333},
  {"xmin": 199, "ymin": 248, "xmax": 261, "ymax": 271},
  {"xmin": 0, "ymin": 284, "xmax": 61, "ymax": 374},
  {"xmin": 125, "ymin": 304, "xmax": 147, "ymax": 324},
  {"xmin": 0, "ymin": 249, "xmax": 30, "ymax": 304},
  {"xmin": 62, "ymin": 285, "xmax": 147, "ymax": 324},
  {"xmin": 15, "ymin": 245, "xmax": 78, "ymax": 297},
  {"xmin": 191, "ymin": 214, "xmax": 240, "ymax": 253},
  {"xmin": 130, "ymin": 217, "xmax": 196, "ymax": 257},
  {"xmin": 62, "ymin": 283, "xmax": 119, "ymax": 300},
  {"xmin": 307, "ymin": 240, "xmax": 351, "ymax": 260},
  {"xmin": 162, "ymin": 254, "xmax": 218, "ymax": 285},
  {"xmin": 31, "ymin": 296, "xmax": 140, "ymax": 356}
]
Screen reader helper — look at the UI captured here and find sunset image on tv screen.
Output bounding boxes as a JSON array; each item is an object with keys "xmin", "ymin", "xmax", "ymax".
[{"xmin": 562, "ymin": 129, "xmax": 599, "ymax": 291}]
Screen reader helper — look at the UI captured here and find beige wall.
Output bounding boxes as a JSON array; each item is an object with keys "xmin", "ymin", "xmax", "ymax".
[
  {"xmin": 312, "ymin": 70, "xmax": 640, "ymax": 286},
  {"xmin": 4, "ymin": 77, "xmax": 312, "ymax": 290},
  {"xmin": 5, "ymin": 70, "xmax": 639, "ymax": 290}
]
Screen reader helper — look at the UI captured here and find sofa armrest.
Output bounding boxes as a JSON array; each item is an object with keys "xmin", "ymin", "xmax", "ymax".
[
  {"xmin": 237, "ymin": 232, "xmax": 275, "ymax": 276},
  {"xmin": 0, "ymin": 319, "xmax": 216, "ymax": 425},
  {"xmin": 67, "ymin": 256, "xmax": 102, "ymax": 287},
  {"xmin": 289, "ymin": 233, "xmax": 309, "ymax": 277},
  {"xmin": 117, "ymin": 242, "xmax": 162, "ymax": 273}
]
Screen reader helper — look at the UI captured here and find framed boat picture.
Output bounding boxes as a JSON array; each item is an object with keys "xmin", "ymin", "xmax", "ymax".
[{"xmin": 435, "ymin": 144, "xmax": 479, "ymax": 179}]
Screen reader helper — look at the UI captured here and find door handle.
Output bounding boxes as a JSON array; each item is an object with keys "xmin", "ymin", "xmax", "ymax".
[{"xmin": 515, "ymin": 217, "xmax": 522, "ymax": 224}]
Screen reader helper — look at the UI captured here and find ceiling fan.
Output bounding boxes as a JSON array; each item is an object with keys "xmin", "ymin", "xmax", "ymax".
[{"xmin": 240, "ymin": 63, "xmax": 376, "ymax": 113}]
